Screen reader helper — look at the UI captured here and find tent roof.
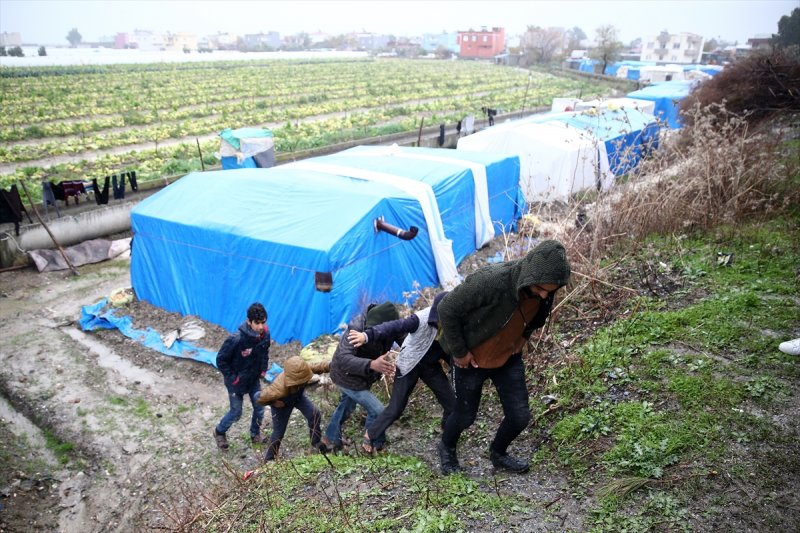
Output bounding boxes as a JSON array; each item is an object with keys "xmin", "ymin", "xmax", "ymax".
[{"xmin": 132, "ymin": 168, "xmax": 405, "ymax": 251}]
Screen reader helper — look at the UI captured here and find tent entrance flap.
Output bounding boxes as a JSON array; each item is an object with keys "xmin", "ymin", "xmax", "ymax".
[{"xmin": 284, "ymin": 160, "xmax": 459, "ymax": 288}]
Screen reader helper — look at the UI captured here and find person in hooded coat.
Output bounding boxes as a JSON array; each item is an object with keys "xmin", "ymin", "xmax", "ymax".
[
  {"xmin": 436, "ymin": 240, "xmax": 571, "ymax": 474},
  {"xmin": 256, "ymin": 356, "xmax": 330, "ymax": 461}
]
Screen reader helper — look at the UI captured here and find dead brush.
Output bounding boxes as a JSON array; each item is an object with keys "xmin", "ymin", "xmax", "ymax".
[{"xmin": 587, "ymin": 102, "xmax": 799, "ymax": 259}]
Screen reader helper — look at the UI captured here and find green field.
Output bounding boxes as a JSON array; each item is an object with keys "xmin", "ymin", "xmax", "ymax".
[{"xmin": 0, "ymin": 58, "xmax": 607, "ymax": 190}]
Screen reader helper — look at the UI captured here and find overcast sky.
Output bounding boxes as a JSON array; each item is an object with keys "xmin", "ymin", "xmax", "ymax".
[{"xmin": 0, "ymin": 0, "xmax": 795, "ymax": 46}]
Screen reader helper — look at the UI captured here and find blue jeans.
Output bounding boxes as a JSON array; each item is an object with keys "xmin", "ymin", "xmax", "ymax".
[
  {"xmin": 325, "ymin": 386, "xmax": 386, "ymax": 447},
  {"xmin": 265, "ymin": 390, "xmax": 322, "ymax": 460},
  {"xmin": 441, "ymin": 353, "xmax": 530, "ymax": 454},
  {"xmin": 216, "ymin": 380, "xmax": 264, "ymax": 438}
]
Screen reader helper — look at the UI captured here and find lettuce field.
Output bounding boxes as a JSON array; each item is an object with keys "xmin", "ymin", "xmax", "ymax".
[{"xmin": 0, "ymin": 58, "xmax": 605, "ymax": 190}]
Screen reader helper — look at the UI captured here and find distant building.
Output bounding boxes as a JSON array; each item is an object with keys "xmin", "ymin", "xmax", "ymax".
[
  {"xmin": 164, "ymin": 32, "xmax": 198, "ymax": 52},
  {"xmin": 457, "ymin": 27, "xmax": 505, "ymax": 59},
  {"xmin": 421, "ymin": 32, "xmax": 458, "ymax": 53},
  {"xmin": 640, "ymin": 32, "xmax": 704, "ymax": 64},
  {"xmin": 209, "ymin": 32, "xmax": 240, "ymax": 50},
  {"xmin": 244, "ymin": 32, "xmax": 281, "ymax": 50},
  {"xmin": 0, "ymin": 32, "xmax": 22, "ymax": 47},
  {"xmin": 747, "ymin": 34, "xmax": 772, "ymax": 51},
  {"xmin": 353, "ymin": 32, "xmax": 391, "ymax": 51},
  {"xmin": 132, "ymin": 29, "xmax": 166, "ymax": 51}
]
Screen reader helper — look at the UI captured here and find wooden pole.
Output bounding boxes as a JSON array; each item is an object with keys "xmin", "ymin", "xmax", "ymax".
[
  {"xmin": 416, "ymin": 117, "xmax": 425, "ymax": 147},
  {"xmin": 18, "ymin": 180, "xmax": 80, "ymax": 276},
  {"xmin": 196, "ymin": 138, "xmax": 205, "ymax": 171}
]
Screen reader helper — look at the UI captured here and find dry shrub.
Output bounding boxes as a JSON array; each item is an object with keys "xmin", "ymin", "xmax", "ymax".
[
  {"xmin": 680, "ymin": 46, "xmax": 800, "ymax": 128},
  {"xmin": 588, "ymin": 103, "xmax": 799, "ymax": 259}
]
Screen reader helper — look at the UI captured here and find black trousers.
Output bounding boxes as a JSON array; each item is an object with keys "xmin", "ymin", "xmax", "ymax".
[
  {"xmin": 366, "ymin": 349, "xmax": 455, "ymax": 442},
  {"xmin": 441, "ymin": 353, "xmax": 531, "ymax": 454}
]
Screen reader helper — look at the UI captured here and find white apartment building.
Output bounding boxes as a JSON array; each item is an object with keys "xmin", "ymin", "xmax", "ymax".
[
  {"xmin": 641, "ymin": 32, "xmax": 704, "ymax": 64},
  {"xmin": 0, "ymin": 32, "xmax": 23, "ymax": 47}
]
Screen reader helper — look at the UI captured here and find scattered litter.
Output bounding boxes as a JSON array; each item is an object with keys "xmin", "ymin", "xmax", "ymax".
[
  {"xmin": 264, "ymin": 362, "xmax": 283, "ymax": 383},
  {"xmin": 487, "ymin": 251, "xmax": 505, "ymax": 263},
  {"xmin": 541, "ymin": 394, "xmax": 559, "ymax": 405},
  {"xmin": 716, "ymin": 252, "xmax": 734, "ymax": 267},
  {"xmin": 161, "ymin": 320, "xmax": 206, "ymax": 348},
  {"xmin": 109, "ymin": 287, "xmax": 134, "ymax": 307}
]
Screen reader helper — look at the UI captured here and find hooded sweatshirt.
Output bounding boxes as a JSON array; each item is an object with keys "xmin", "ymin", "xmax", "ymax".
[
  {"xmin": 438, "ymin": 240, "xmax": 571, "ymax": 363},
  {"xmin": 330, "ymin": 303, "xmax": 402, "ymax": 391},
  {"xmin": 256, "ymin": 356, "xmax": 330, "ymax": 406}
]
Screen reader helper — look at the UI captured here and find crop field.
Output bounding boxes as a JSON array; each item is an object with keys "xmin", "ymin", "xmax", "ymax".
[{"xmin": 0, "ymin": 58, "xmax": 605, "ymax": 192}]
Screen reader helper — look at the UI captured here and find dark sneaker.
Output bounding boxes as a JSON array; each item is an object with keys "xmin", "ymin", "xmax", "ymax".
[
  {"xmin": 251, "ymin": 433, "xmax": 268, "ymax": 445},
  {"xmin": 490, "ymin": 449, "xmax": 529, "ymax": 474},
  {"xmin": 437, "ymin": 440, "xmax": 462, "ymax": 475},
  {"xmin": 318, "ymin": 436, "xmax": 343, "ymax": 453},
  {"xmin": 213, "ymin": 429, "xmax": 229, "ymax": 450}
]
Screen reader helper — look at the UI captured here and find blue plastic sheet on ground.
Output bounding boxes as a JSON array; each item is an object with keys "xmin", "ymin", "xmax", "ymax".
[{"xmin": 79, "ymin": 298, "xmax": 219, "ymax": 368}]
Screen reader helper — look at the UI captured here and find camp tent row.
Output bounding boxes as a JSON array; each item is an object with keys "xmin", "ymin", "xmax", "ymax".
[
  {"xmin": 457, "ymin": 104, "xmax": 661, "ymax": 202},
  {"xmin": 130, "ymin": 145, "xmax": 524, "ymax": 345},
  {"xmin": 132, "ymin": 88, "xmax": 687, "ymax": 348}
]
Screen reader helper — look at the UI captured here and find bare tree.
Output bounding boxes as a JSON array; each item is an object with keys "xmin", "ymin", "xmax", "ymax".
[
  {"xmin": 590, "ymin": 25, "xmax": 623, "ymax": 75},
  {"xmin": 522, "ymin": 25, "xmax": 565, "ymax": 65},
  {"xmin": 566, "ymin": 26, "xmax": 587, "ymax": 52}
]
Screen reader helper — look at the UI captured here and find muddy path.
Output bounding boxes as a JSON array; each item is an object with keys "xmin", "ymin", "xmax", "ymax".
[{"xmin": 0, "ymin": 260, "xmax": 266, "ymax": 532}]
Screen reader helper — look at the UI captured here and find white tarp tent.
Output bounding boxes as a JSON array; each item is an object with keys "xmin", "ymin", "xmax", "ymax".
[{"xmin": 458, "ymin": 119, "xmax": 612, "ymax": 202}]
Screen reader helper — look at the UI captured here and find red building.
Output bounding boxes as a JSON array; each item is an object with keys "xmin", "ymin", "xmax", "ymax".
[{"xmin": 457, "ymin": 27, "xmax": 505, "ymax": 59}]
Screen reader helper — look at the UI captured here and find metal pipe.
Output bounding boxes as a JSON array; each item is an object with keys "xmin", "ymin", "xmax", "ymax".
[{"xmin": 374, "ymin": 217, "xmax": 418, "ymax": 241}]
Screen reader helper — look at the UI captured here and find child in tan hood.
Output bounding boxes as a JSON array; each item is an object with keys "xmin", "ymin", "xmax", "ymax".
[{"xmin": 256, "ymin": 356, "xmax": 330, "ymax": 461}]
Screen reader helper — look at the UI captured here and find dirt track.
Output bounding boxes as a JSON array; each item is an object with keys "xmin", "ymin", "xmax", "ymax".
[{"xmin": 0, "ymin": 259, "xmax": 273, "ymax": 531}]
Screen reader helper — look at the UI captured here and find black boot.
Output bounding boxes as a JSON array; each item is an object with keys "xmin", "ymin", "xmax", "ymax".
[
  {"xmin": 490, "ymin": 449, "xmax": 529, "ymax": 474},
  {"xmin": 437, "ymin": 440, "xmax": 462, "ymax": 475}
]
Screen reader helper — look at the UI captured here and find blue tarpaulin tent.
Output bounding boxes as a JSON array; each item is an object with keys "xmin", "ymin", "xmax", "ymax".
[
  {"xmin": 304, "ymin": 145, "xmax": 524, "ymax": 261},
  {"xmin": 218, "ymin": 127, "xmax": 275, "ymax": 169},
  {"xmin": 535, "ymin": 108, "xmax": 661, "ymax": 175},
  {"xmin": 130, "ymin": 149, "xmax": 522, "ymax": 344},
  {"xmin": 626, "ymin": 80, "xmax": 697, "ymax": 129}
]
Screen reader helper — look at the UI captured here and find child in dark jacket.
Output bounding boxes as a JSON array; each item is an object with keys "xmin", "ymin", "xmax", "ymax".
[
  {"xmin": 213, "ymin": 303, "xmax": 270, "ymax": 450},
  {"xmin": 256, "ymin": 356, "xmax": 330, "ymax": 461},
  {"xmin": 322, "ymin": 302, "xmax": 402, "ymax": 453}
]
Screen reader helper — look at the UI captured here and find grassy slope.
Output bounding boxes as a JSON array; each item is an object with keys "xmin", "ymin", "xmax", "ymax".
[{"xmin": 181, "ymin": 215, "xmax": 798, "ymax": 532}]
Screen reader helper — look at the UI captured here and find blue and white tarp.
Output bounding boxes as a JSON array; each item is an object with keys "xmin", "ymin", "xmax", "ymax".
[
  {"xmin": 459, "ymin": 117, "xmax": 610, "ymax": 202},
  {"xmin": 626, "ymin": 80, "xmax": 697, "ymax": 129},
  {"xmin": 80, "ymin": 298, "xmax": 219, "ymax": 367},
  {"xmin": 534, "ymin": 108, "xmax": 660, "ymax": 176},
  {"xmin": 130, "ymin": 148, "xmax": 523, "ymax": 345},
  {"xmin": 218, "ymin": 127, "xmax": 275, "ymax": 169}
]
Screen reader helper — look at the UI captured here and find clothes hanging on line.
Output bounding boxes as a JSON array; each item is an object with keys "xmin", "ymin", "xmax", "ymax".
[
  {"xmin": 93, "ymin": 177, "xmax": 110, "ymax": 205},
  {"xmin": 42, "ymin": 181, "xmax": 61, "ymax": 219},
  {"xmin": 0, "ymin": 185, "xmax": 32, "ymax": 236},
  {"xmin": 112, "ymin": 174, "xmax": 126, "ymax": 200}
]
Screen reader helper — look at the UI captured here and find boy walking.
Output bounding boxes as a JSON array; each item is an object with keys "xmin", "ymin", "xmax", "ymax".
[
  {"xmin": 256, "ymin": 356, "xmax": 330, "ymax": 461},
  {"xmin": 213, "ymin": 302, "xmax": 270, "ymax": 449}
]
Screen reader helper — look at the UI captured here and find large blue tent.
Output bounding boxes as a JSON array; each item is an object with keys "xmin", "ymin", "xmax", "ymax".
[
  {"xmin": 130, "ymin": 149, "xmax": 522, "ymax": 345},
  {"xmin": 626, "ymin": 80, "xmax": 697, "ymax": 129}
]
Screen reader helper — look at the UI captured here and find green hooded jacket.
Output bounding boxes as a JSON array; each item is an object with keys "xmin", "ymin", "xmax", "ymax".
[{"xmin": 438, "ymin": 239, "xmax": 571, "ymax": 360}]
